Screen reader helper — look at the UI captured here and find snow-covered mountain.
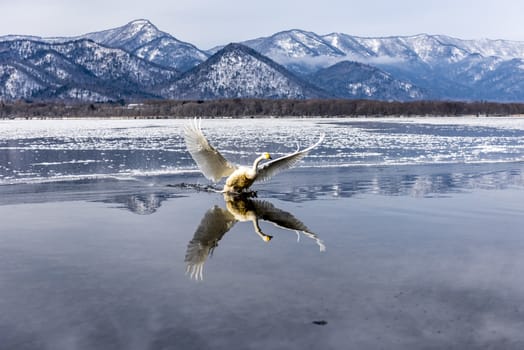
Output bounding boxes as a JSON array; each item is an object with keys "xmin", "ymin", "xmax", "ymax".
[
  {"xmin": 308, "ymin": 61, "xmax": 426, "ymax": 100},
  {"xmin": 238, "ymin": 30, "xmax": 524, "ymax": 101},
  {"xmin": 238, "ymin": 30, "xmax": 345, "ymax": 76},
  {"xmin": 323, "ymin": 33, "xmax": 471, "ymax": 64},
  {"xmin": 1, "ymin": 20, "xmax": 524, "ymax": 102},
  {"xmin": 0, "ymin": 20, "xmax": 209, "ymax": 72},
  {"xmin": 77, "ymin": 19, "xmax": 166, "ymax": 52},
  {"xmin": 133, "ymin": 36, "xmax": 208, "ymax": 73},
  {"xmin": 162, "ymin": 43, "xmax": 328, "ymax": 99},
  {"xmin": 0, "ymin": 39, "xmax": 178, "ymax": 101},
  {"xmin": 242, "ymin": 30, "xmax": 524, "ymax": 70},
  {"xmin": 76, "ymin": 19, "xmax": 209, "ymax": 72}
]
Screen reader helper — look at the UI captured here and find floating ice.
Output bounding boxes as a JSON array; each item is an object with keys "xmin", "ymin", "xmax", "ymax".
[{"xmin": 1, "ymin": 117, "xmax": 524, "ymax": 185}]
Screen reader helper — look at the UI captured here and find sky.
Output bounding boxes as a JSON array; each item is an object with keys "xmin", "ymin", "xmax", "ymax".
[{"xmin": 1, "ymin": 0, "xmax": 524, "ymax": 49}]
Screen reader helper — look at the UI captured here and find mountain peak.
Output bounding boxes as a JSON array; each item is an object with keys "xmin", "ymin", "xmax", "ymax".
[
  {"xmin": 78, "ymin": 19, "xmax": 166, "ymax": 52},
  {"xmin": 123, "ymin": 19, "xmax": 159, "ymax": 33},
  {"xmin": 238, "ymin": 29, "xmax": 345, "ymax": 75},
  {"xmin": 220, "ymin": 42, "xmax": 259, "ymax": 54},
  {"xmin": 163, "ymin": 42, "xmax": 328, "ymax": 100},
  {"xmin": 272, "ymin": 28, "xmax": 315, "ymax": 36},
  {"xmin": 127, "ymin": 19, "xmax": 154, "ymax": 26}
]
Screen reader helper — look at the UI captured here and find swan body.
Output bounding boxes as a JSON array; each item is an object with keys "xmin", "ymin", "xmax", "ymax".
[
  {"xmin": 184, "ymin": 119, "xmax": 323, "ymax": 193},
  {"xmin": 223, "ymin": 153, "xmax": 270, "ymax": 193}
]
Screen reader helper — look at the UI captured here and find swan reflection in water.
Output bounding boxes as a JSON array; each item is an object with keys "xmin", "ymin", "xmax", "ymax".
[{"xmin": 185, "ymin": 194, "xmax": 325, "ymax": 280}]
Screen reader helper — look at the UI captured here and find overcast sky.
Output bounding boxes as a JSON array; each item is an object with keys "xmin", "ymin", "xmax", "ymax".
[{"xmin": 1, "ymin": 0, "xmax": 523, "ymax": 49}]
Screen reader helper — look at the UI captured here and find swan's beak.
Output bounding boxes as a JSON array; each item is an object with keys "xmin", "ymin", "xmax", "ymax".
[
  {"xmin": 264, "ymin": 152, "xmax": 272, "ymax": 160},
  {"xmin": 263, "ymin": 235, "xmax": 273, "ymax": 242}
]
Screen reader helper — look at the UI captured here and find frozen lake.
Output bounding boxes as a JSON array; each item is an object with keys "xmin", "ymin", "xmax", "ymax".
[{"xmin": 1, "ymin": 117, "xmax": 524, "ymax": 349}]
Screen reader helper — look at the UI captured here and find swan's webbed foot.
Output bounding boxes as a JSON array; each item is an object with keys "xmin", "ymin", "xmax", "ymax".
[{"xmin": 261, "ymin": 234, "xmax": 273, "ymax": 242}]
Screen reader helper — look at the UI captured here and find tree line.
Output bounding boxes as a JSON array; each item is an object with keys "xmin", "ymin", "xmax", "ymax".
[{"xmin": 1, "ymin": 99, "xmax": 524, "ymax": 119}]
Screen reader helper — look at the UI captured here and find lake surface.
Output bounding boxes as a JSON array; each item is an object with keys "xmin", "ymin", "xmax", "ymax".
[{"xmin": 1, "ymin": 117, "xmax": 524, "ymax": 349}]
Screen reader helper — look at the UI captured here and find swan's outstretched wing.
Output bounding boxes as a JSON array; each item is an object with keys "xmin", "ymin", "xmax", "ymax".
[
  {"xmin": 256, "ymin": 134, "xmax": 324, "ymax": 183},
  {"xmin": 252, "ymin": 200, "xmax": 325, "ymax": 251},
  {"xmin": 252, "ymin": 200, "xmax": 310, "ymax": 231},
  {"xmin": 184, "ymin": 119, "xmax": 236, "ymax": 182},
  {"xmin": 185, "ymin": 206, "xmax": 236, "ymax": 280}
]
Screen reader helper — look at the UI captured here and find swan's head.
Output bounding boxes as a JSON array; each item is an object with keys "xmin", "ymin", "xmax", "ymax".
[{"xmin": 263, "ymin": 152, "xmax": 272, "ymax": 160}]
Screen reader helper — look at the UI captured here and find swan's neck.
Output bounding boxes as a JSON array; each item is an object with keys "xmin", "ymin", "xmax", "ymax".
[{"xmin": 252, "ymin": 154, "xmax": 266, "ymax": 173}]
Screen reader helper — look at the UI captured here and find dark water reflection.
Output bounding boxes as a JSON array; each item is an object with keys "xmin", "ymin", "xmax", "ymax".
[
  {"xmin": 253, "ymin": 162, "xmax": 524, "ymax": 202},
  {"xmin": 98, "ymin": 192, "xmax": 174, "ymax": 215}
]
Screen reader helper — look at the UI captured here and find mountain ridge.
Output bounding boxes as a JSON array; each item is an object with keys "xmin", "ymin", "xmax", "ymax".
[{"xmin": 1, "ymin": 20, "xmax": 524, "ymax": 102}]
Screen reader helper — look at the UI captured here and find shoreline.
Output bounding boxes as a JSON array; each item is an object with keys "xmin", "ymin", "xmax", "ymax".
[
  {"xmin": 2, "ymin": 99, "xmax": 524, "ymax": 119},
  {"xmin": 3, "ymin": 114, "xmax": 524, "ymax": 120}
]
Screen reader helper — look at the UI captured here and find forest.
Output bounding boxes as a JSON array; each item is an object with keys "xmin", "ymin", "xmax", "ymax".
[{"xmin": 2, "ymin": 99, "xmax": 524, "ymax": 119}]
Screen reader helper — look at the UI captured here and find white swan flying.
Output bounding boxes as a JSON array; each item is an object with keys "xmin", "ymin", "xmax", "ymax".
[{"xmin": 184, "ymin": 119, "xmax": 323, "ymax": 193}]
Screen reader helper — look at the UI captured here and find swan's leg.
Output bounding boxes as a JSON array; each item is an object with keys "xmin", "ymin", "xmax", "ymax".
[{"xmin": 251, "ymin": 219, "xmax": 273, "ymax": 242}]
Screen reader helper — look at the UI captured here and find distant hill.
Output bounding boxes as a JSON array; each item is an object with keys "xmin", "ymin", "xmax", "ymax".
[{"xmin": 308, "ymin": 61, "xmax": 426, "ymax": 100}]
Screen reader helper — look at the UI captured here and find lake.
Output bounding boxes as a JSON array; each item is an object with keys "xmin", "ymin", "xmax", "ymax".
[{"xmin": 1, "ymin": 117, "xmax": 524, "ymax": 349}]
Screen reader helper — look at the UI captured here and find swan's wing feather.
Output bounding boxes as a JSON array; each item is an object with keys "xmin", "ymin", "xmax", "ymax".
[
  {"xmin": 256, "ymin": 134, "xmax": 324, "ymax": 183},
  {"xmin": 253, "ymin": 200, "xmax": 326, "ymax": 251},
  {"xmin": 184, "ymin": 119, "xmax": 236, "ymax": 182},
  {"xmin": 253, "ymin": 200, "xmax": 311, "ymax": 232},
  {"xmin": 185, "ymin": 206, "xmax": 236, "ymax": 279}
]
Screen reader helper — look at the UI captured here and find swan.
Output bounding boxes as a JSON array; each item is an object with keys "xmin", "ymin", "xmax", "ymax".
[{"xmin": 183, "ymin": 119, "xmax": 324, "ymax": 193}]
